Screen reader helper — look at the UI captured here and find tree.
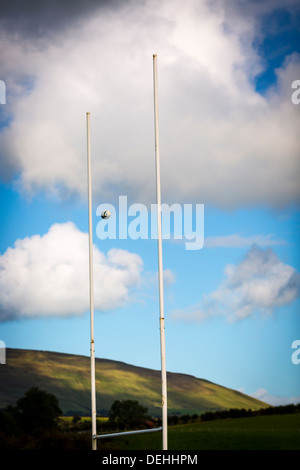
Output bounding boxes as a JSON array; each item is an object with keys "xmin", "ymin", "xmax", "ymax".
[
  {"xmin": 108, "ymin": 399, "xmax": 149, "ymax": 429},
  {"xmin": 15, "ymin": 387, "xmax": 62, "ymax": 433}
]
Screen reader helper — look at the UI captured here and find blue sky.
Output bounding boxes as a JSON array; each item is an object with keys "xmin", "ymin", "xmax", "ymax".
[{"xmin": 0, "ymin": 0, "xmax": 300, "ymax": 407}]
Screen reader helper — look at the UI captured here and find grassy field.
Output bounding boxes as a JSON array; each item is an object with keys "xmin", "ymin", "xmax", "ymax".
[{"xmin": 96, "ymin": 414, "xmax": 300, "ymax": 450}]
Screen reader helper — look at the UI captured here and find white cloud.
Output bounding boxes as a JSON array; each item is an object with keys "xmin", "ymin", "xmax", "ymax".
[
  {"xmin": 0, "ymin": 0, "xmax": 299, "ymax": 208},
  {"xmin": 171, "ymin": 244, "xmax": 300, "ymax": 322},
  {"xmin": 144, "ymin": 268, "xmax": 176, "ymax": 291},
  {"xmin": 250, "ymin": 388, "xmax": 300, "ymax": 406},
  {"xmin": 0, "ymin": 222, "xmax": 143, "ymax": 320},
  {"xmin": 163, "ymin": 268, "xmax": 176, "ymax": 287}
]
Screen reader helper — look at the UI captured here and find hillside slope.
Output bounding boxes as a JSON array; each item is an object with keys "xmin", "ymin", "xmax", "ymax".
[{"xmin": 0, "ymin": 349, "xmax": 267, "ymax": 416}]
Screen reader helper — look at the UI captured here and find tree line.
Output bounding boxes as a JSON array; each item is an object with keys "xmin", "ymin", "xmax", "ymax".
[{"xmin": 200, "ymin": 403, "xmax": 300, "ymax": 422}]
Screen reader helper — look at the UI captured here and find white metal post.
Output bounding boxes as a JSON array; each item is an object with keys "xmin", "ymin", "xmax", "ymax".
[
  {"xmin": 86, "ymin": 112, "xmax": 97, "ymax": 451},
  {"xmin": 153, "ymin": 54, "xmax": 168, "ymax": 451}
]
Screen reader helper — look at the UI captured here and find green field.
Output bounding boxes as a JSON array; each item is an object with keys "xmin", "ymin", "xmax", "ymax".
[{"xmin": 97, "ymin": 414, "xmax": 300, "ymax": 450}]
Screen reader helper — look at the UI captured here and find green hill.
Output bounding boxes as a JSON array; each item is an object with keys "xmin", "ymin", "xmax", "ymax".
[{"xmin": 0, "ymin": 348, "xmax": 267, "ymax": 416}]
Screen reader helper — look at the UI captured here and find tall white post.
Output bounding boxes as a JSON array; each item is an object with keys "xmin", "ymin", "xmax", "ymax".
[
  {"xmin": 153, "ymin": 54, "xmax": 168, "ymax": 451},
  {"xmin": 86, "ymin": 112, "xmax": 97, "ymax": 451}
]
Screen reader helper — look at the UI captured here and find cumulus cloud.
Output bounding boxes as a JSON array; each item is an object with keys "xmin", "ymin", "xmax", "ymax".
[
  {"xmin": 0, "ymin": 0, "xmax": 299, "ymax": 207},
  {"xmin": 171, "ymin": 244, "xmax": 300, "ymax": 322},
  {"xmin": 0, "ymin": 222, "xmax": 143, "ymax": 321},
  {"xmin": 0, "ymin": 0, "xmax": 116, "ymax": 38},
  {"xmin": 250, "ymin": 388, "xmax": 300, "ymax": 406}
]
